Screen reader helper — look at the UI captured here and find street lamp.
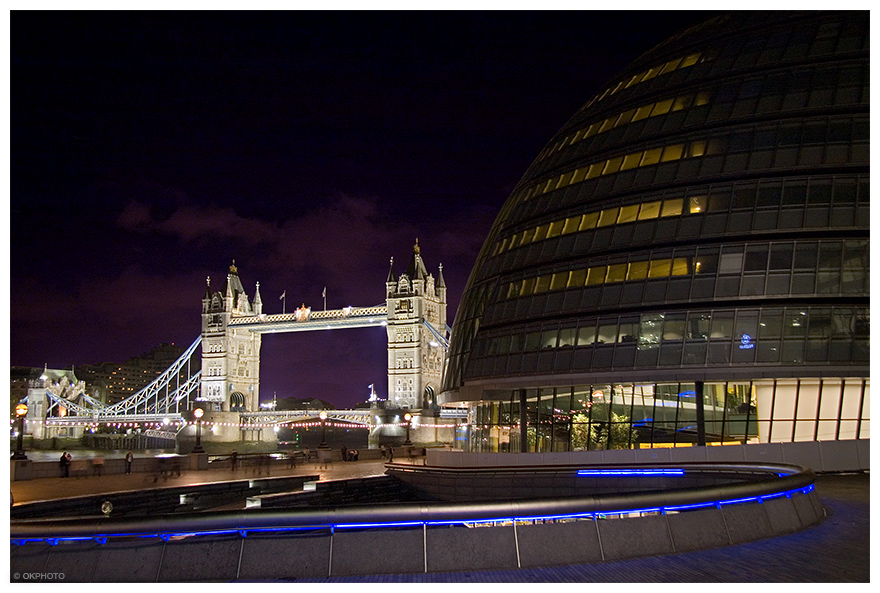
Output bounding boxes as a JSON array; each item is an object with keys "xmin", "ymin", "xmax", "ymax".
[
  {"xmin": 404, "ymin": 412, "xmax": 413, "ymax": 446},
  {"xmin": 12, "ymin": 403, "xmax": 28, "ymax": 460},
  {"xmin": 318, "ymin": 410, "xmax": 329, "ymax": 449},
  {"xmin": 192, "ymin": 407, "xmax": 205, "ymax": 453}
]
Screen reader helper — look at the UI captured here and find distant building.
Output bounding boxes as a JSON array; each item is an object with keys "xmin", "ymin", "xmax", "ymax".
[
  {"xmin": 441, "ymin": 12, "xmax": 869, "ymax": 452},
  {"xmin": 76, "ymin": 342, "xmax": 192, "ymax": 405}
]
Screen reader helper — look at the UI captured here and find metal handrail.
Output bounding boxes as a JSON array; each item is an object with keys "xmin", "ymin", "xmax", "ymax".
[{"xmin": 10, "ymin": 462, "xmax": 815, "ymax": 542}]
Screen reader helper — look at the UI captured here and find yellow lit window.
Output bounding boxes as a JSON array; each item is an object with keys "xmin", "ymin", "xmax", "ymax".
[
  {"xmin": 599, "ymin": 117, "xmax": 615, "ymax": 133},
  {"xmin": 546, "ymin": 220, "xmax": 564, "ymax": 239},
  {"xmin": 521, "ymin": 227, "xmax": 536, "ymax": 245},
  {"xmin": 617, "ymin": 204, "xmax": 640, "ymax": 224},
  {"xmin": 680, "ymin": 53, "xmax": 701, "ymax": 68},
  {"xmin": 562, "ymin": 216, "xmax": 580, "ymax": 235},
  {"xmin": 556, "ymin": 172, "xmax": 573, "ymax": 189},
  {"xmin": 641, "ymin": 67, "xmax": 660, "ymax": 82},
  {"xmin": 661, "ymin": 144, "xmax": 684, "ymax": 162},
  {"xmin": 598, "ymin": 207, "xmax": 619, "ymax": 227},
  {"xmin": 507, "ymin": 281, "xmax": 521, "ymax": 299},
  {"xmin": 671, "ymin": 257, "xmax": 690, "ymax": 276},
  {"xmin": 627, "ymin": 261, "xmax": 649, "ymax": 280},
  {"xmin": 632, "ymin": 104, "xmax": 654, "ymax": 122},
  {"xmin": 585, "ymin": 162, "xmax": 603, "ymax": 179},
  {"xmin": 687, "ymin": 141, "xmax": 706, "ymax": 158},
  {"xmin": 650, "ymin": 99, "xmax": 674, "ymax": 117},
  {"xmin": 660, "ymin": 57, "xmax": 683, "ymax": 74},
  {"xmin": 550, "ymin": 271, "xmax": 569, "ymax": 291},
  {"xmin": 616, "ymin": 109, "xmax": 636, "ymax": 127},
  {"xmin": 520, "ymin": 277, "xmax": 536, "ymax": 297},
  {"xmin": 586, "ymin": 267, "xmax": 605, "ymax": 285},
  {"xmin": 543, "ymin": 177, "xmax": 557, "ymax": 194},
  {"xmin": 661, "ymin": 198, "xmax": 683, "ymax": 217},
  {"xmin": 689, "ymin": 195, "xmax": 707, "ymax": 213},
  {"xmin": 579, "ymin": 211, "xmax": 600, "ymax": 230},
  {"xmin": 606, "ymin": 263, "xmax": 628, "ymax": 283},
  {"xmin": 584, "ymin": 123, "xmax": 599, "ymax": 138},
  {"xmin": 570, "ymin": 129, "xmax": 584, "ymax": 144},
  {"xmin": 640, "ymin": 148, "xmax": 663, "ymax": 166},
  {"xmin": 568, "ymin": 268, "xmax": 586, "ymax": 287},
  {"xmin": 624, "ymin": 73, "xmax": 641, "ymax": 89},
  {"xmin": 602, "ymin": 157, "xmax": 623, "ymax": 175},
  {"xmin": 671, "ymin": 94, "xmax": 693, "ymax": 112},
  {"xmin": 638, "ymin": 200, "xmax": 662, "ymax": 220},
  {"xmin": 621, "ymin": 152, "xmax": 642, "ymax": 171},
  {"xmin": 534, "ymin": 275, "xmax": 551, "ymax": 294},
  {"xmin": 533, "ymin": 225, "xmax": 549, "ymax": 242},
  {"xmin": 649, "ymin": 259, "xmax": 672, "ymax": 278},
  {"xmin": 694, "ymin": 91, "xmax": 710, "ymax": 106},
  {"xmin": 570, "ymin": 167, "xmax": 587, "ymax": 184}
]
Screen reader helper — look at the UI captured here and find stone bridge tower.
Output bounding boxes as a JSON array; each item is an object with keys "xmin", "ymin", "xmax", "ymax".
[
  {"xmin": 385, "ymin": 240, "xmax": 447, "ymax": 410},
  {"xmin": 200, "ymin": 262, "xmax": 263, "ymax": 412}
]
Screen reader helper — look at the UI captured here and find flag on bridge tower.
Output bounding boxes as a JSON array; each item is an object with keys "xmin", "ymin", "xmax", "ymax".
[
  {"xmin": 279, "ymin": 290, "xmax": 286, "ymax": 314},
  {"xmin": 322, "ymin": 286, "xmax": 327, "ymax": 310}
]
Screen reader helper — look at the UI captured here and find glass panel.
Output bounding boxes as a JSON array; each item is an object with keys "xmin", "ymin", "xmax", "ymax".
[
  {"xmin": 558, "ymin": 328, "xmax": 576, "ymax": 347},
  {"xmin": 606, "ymin": 263, "xmax": 628, "ymax": 283},
  {"xmin": 546, "ymin": 220, "xmax": 564, "ymax": 239},
  {"xmin": 524, "ymin": 332, "xmax": 542, "ymax": 351},
  {"xmin": 661, "ymin": 198, "xmax": 683, "ymax": 216},
  {"xmin": 638, "ymin": 200, "xmax": 662, "ymax": 220},
  {"xmin": 579, "ymin": 211, "xmax": 600, "ymax": 230},
  {"xmin": 603, "ymin": 157, "xmax": 623, "ymax": 175},
  {"xmin": 533, "ymin": 225, "xmax": 549, "ymax": 242},
  {"xmin": 597, "ymin": 324, "xmax": 618, "ymax": 344},
  {"xmin": 568, "ymin": 268, "xmax": 586, "ymax": 287},
  {"xmin": 541, "ymin": 330, "xmax": 558, "ymax": 349},
  {"xmin": 651, "ymin": 98, "xmax": 674, "ymax": 116},
  {"xmin": 534, "ymin": 275, "xmax": 551, "ymax": 293},
  {"xmin": 621, "ymin": 152, "xmax": 642, "ymax": 171},
  {"xmin": 550, "ymin": 271, "xmax": 569, "ymax": 291},
  {"xmin": 671, "ymin": 257, "xmax": 690, "ymax": 276},
  {"xmin": 627, "ymin": 260, "xmax": 649, "ymax": 280},
  {"xmin": 520, "ymin": 277, "xmax": 536, "ymax": 296},
  {"xmin": 598, "ymin": 208, "xmax": 619, "ymax": 227},
  {"xmin": 562, "ymin": 216, "xmax": 580, "ymax": 234},
  {"xmin": 577, "ymin": 324, "xmax": 597, "ymax": 346},
  {"xmin": 688, "ymin": 195, "xmax": 707, "ymax": 213},
  {"xmin": 648, "ymin": 259, "xmax": 672, "ymax": 278},
  {"xmin": 661, "ymin": 144, "xmax": 684, "ymax": 162},
  {"xmin": 586, "ymin": 267, "xmax": 606, "ymax": 285},
  {"xmin": 640, "ymin": 148, "xmax": 663, "ymax": 166},
  {"xmin": 632, "ymin": 105, "xmax": 654, "ymax": 122},
  {"xmin": 617, "ymin": 204, "xmax": 640, "ymax": 224}
]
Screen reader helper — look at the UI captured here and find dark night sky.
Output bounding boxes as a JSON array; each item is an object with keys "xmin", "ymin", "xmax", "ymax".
[{"xmin": 9, "ymin": 10, "xmax": 717, "ymax": 408}]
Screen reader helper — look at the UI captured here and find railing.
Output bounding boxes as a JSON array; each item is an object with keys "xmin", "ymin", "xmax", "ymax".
[{"xmin": 11, "ymin": 462, "xmax": 815, "ymax": 543}]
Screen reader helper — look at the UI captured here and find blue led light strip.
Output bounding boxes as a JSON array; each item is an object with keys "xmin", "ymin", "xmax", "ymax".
[
  {"xmin": 577, "ymin": 469, "xmax": 686, "ymax": 476},
  {"xmin": 10, "ymin": 484, "xmax": 815, "ymax": 546}
]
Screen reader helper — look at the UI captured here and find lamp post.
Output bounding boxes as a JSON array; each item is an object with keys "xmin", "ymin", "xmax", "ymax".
[
  {"xmin": 192, "ymin": 407, "xmax": 205, "ymax": 453},
  {"xmin": 404, "ymin": 412, "xmax": 413, "ymax": 446},
  {"xmin": 12, "ymin": 403, "xmax": 28, "ymax": 460},
  {"xmin": 319, "ymin": 410, "xmax": 329, "ymax": 449}
]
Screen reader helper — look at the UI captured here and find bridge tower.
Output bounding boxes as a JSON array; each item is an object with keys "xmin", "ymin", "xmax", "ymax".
[
  {"xmin": 200, "ymin": 261, "xmax": 263, "ymax": 412},
  {"xmin": 385, "ymin": 240, "xmax": 447, "ymax": 410}
]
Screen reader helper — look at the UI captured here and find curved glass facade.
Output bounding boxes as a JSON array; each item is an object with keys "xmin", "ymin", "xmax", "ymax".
[{"xmin": 441, "ymin": 12, "xmax": 869, "ymax": 451}]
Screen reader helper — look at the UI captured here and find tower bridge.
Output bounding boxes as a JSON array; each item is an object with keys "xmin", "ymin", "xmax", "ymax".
[{"xmin": 28, "ymin": 241, "xmax": 455, "ymax": 449}]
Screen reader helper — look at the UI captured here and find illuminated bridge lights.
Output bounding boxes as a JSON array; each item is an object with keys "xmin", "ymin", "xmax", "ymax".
[{"xmin": 577, "ymin": 468, "xmax": 686, "ymax": 476}]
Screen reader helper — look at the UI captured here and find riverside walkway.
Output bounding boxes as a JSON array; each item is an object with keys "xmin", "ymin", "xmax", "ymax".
[{"xmin": 10, "ymin": 456, "xmax": 868, "ymax": 582}]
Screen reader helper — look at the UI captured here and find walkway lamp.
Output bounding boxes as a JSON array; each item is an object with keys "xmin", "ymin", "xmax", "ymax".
[
  {"xmin": 319, "ymin": 410, "xmax": 329, "ymax": 449},
  {"xmin": 192, "ymin": 407, "xmax": 205, "ymax": 453},
  {"xmin": 404, "ymin": 412, "xmax": 413, "ymax": 446},
  {"xmin": 12, "ymin": 403, "xmax": 28, "ymax": 460}
]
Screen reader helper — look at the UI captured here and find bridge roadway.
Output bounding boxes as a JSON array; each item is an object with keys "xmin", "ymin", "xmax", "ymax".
[{"xmin": 9, "ymin": 455, "xmax": 868, "ymax": 582}]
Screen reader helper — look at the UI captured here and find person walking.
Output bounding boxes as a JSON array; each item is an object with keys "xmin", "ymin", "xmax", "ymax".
[
  {"xmin": 125, "ymin": 450, "xmax": 134, "ymax": 474},
  {"xmin": 59, "ymin": 451, "xmax": 71, "ymax": 478},
  {"xmin": 230, "ymin": 449, "xmax": 238, "ymax": 471},
  {"xmin": 341, "ymin": 443, "xmax": 348, "ymax": 462},
  {"xmin": 387, "ymin": 446, "xmax": 394, "ymax": 463}
]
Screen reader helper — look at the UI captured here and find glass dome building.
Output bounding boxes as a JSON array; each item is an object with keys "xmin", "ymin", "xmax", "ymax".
[{"xmin": 440, "ymin": 12, "xmax": 869, "ymax": 453}]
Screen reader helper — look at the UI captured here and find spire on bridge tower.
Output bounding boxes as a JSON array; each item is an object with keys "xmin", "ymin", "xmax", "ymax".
[{"xmin": 253, "ymin": 281, "xmax": 263, "ymax": 315}]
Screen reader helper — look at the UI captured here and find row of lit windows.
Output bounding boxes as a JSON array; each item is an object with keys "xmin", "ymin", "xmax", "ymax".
[
  {"xmin": 583, "ymin": 51, "xmax": 707, "ymax": 110},
  {"xmin": 499, "ymin": 238, "xmax": 867, "ymax": 303},
  {"xmin": 504, "ymin": 257, "xmax": 690, "ymax": 299},
  {"xmin": 494, "ymin": 176, "xmax": 866, "ymax": 260},
  {"xmin": 477, "ymin": 306, "xmax": 869, "ymax": 357},
  {"xmin": 493, "ymin": 196, "xmax": 705, "ymax": 256},
  {"xmin": 537, "ymin": 91, "xmax": 711, "ymax": 163},
  {"xmin": 523, "ymin": 138, "xmax": 722, "ymax": 203},
  {"xmin": 521, "ymin": 114, "xmax": 867, "ymax": 205}
]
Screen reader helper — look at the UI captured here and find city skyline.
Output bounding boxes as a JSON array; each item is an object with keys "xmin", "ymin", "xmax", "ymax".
[{"xmin": 10, "ymin": 10, "xmax": 715, "ymax": 408}]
